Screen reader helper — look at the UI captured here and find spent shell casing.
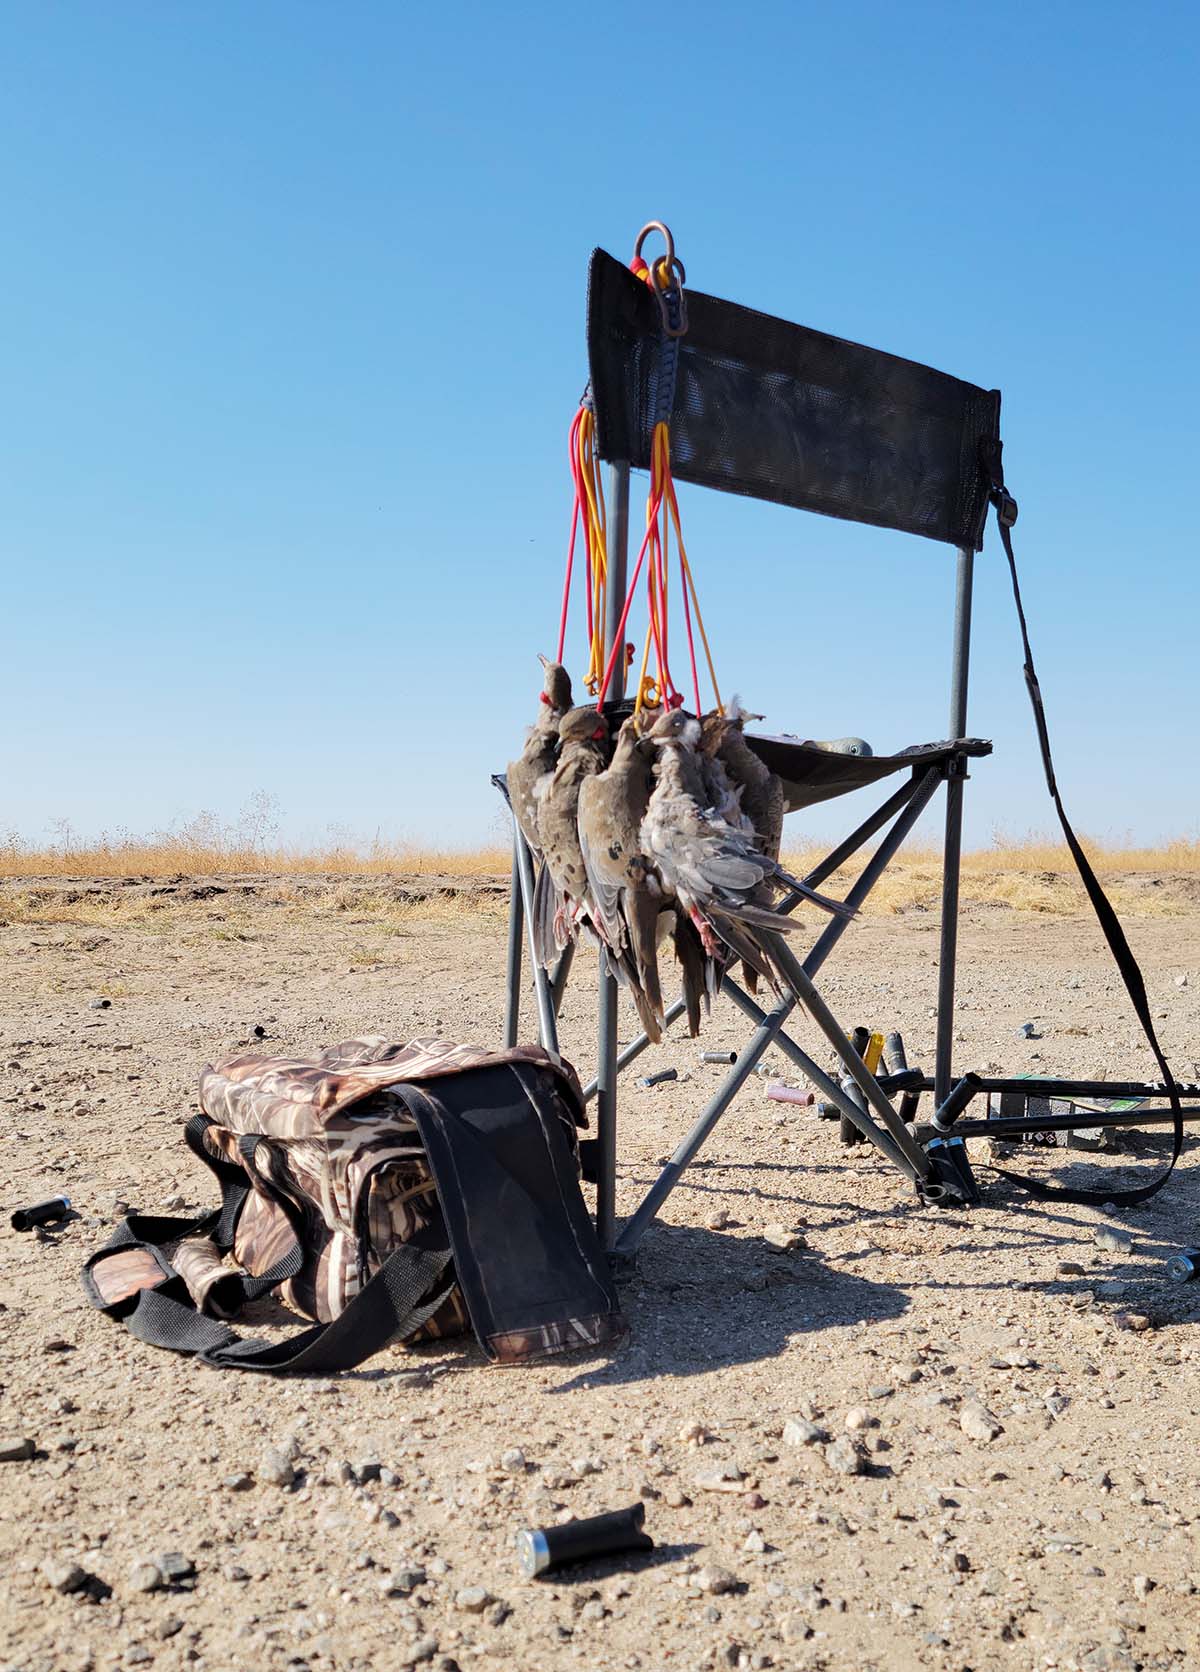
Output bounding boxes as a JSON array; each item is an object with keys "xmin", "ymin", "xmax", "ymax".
[
  {"xmin": 10, "ymin": 1196, "xmax": 72, "ymax": 1232},
  {"xmin": 766, "ymin": 1085, "xmax": 815, "ymax": 1106},
  {"xmin": 516, "ymin": 1502, "xmax": 653, "ymax": 1577}
]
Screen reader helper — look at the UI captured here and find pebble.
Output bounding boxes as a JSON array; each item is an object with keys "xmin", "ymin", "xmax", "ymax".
[
  {"xmin": 762, "ymin": 1223, "xmax": 806, "ymax": 1252},
  {"xmin": 1094, "ymin": 1228, "xmax": 1133, "ymax": 1255},
  {"xmin": 126, "ymin": 1648, "xmax": 152, "ymax": 1666},
  {"xmin": 823, "ymin": 1437, "xmax": 866, "ymax": 1476},
  {"xmin": 128, "ymin": 1559, "xmax": 164, "ymax": 1594},
  {"xmin": 742, "ymin": 1529, "xmax": 767, "ymax": 1554},
  {"xmin": 782, "ymin": 1417, "xmax": 827, "ymax": 1448},
  {"xmin": 1175, "ymin": 974, "xmax": 1188, "ymax": 988},
  {"xmin": 663, "ymin": 1484, "xmax": 691, "ymax": 1508},
  {"xmin": 580, "ymin": 1599, "xmax": 607, "ymax": 1622},
  {"xmin": 959, "ymin": 1401, "xmax": 1004, "ymax": 1443},
  {"xmin": 383, "ymin": 1565, "xmax": 427, "ymax": 1595},
  {"xmin": 1058, "ymin": 1261, "xmax": 1086, "ymax": 1277},
  {"xmin": 696, "ymin": 1466, "xmax": 746, "ymax": 1493},
  {"xmin": 697, "ymin": 1565, "xmax": 740, "ymax": 1595},
  {"xmin": 680, "ymin": 1420, "xmax": 711, "ymax": 1445},
  {"xmin": 1115, "ymin": 1312, "xmax": 1151, "ymax": 1332},
  {"xmin": 259, "ymin": 1447, "xmax": 296, "ymax": 1488},
  {"xmin": 0, "ymin": 1434, "xmax": 35, "ymax": 1462},
  {"xmin": 455, "ymin": 1586, "xmax": 492, "ymax": 1613},
  {"xmin": 157, "ymin": 1617, "xmax": 184, "ymax": 1640},
  {"xmin": 843, "ymin": 1407, "xmax": 873, "ymax": 1432},
  {"xmin": 706, "ymin": 1209, "xmax": 732, "ymax": 1231},
  {"xmin": 1132, "ymin": 1574, "xmax": 1155, "ymax": 1599},
  {"xmin": 157, "ymin": 1553, "xmax": 195, "ymax": 1584},
  {"xmin": 500, "ymin": 1447, "xmax": 526, "ymax": 1473},
  {"xmin": 43, "ymin": 1558, "xmax": 89, "ymax": 1594},
  {"xmin": 224, "ymin": 1563, "xmax": 251, "ymax": 1582},
  {"xmin": 223, "ymin": 1472, "xmax": 254, "ymax": 1491}
]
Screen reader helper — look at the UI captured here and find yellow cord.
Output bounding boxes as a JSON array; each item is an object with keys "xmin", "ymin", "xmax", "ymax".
[{"xmin": 575, "ymin": 411, "xmax": 609, "ymax": 693}]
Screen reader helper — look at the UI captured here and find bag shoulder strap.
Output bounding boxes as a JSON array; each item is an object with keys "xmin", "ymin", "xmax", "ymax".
[
  {"xmin": 83, "ymin": 1113, "xmax": 454, "ymax": 1374},
  {"xmin": 980, "ymin": 440, "xmax": 1182, "ymax": 1206}
]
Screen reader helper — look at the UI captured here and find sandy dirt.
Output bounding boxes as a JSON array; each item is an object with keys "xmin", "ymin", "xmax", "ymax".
[{"xmin": 2, "ymin": 874, "xmax": 1200, "ymax": 1672}]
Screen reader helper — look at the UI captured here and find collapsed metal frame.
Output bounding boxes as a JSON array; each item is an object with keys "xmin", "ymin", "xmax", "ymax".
[{"xmin": 497, "ymin": 461, "xmax": 1200, "ymax": 1255}]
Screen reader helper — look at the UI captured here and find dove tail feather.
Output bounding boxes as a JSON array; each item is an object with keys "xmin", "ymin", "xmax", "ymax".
[
  {"xmin": 770, "ymin": 866, "xmax": 856, "ymax": 919},
  {"xmin": 531, "ymin": 861, "xmax": 565, "ymax": 967}
]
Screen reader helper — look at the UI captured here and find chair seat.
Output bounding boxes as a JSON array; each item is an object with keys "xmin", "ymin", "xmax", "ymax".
[{"xmin": 746, "ymin": 734, "xmax": 992, "ymax": 813}]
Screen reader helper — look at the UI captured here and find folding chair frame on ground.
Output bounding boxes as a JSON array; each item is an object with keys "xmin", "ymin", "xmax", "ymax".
[{"xmin": 496, "ymin": 242, "xmax": 1200, "ymax": 1255}]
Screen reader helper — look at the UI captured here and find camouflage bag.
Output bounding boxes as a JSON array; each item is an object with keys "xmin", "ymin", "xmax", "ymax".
[{"xmin": 83, "ymin": 1036, "xmax": 625, "ymax": 1372}]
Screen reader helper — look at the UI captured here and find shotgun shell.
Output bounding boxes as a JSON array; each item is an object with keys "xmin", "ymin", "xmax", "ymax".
[
  {"xmin": 516, "ymin": 1502, "xmax": 653, "ymax": 1577},
  {"xmin": 636, "ymin": 1068, "xmax": 678, "ymax": 1088},
  {"xmin": 10, "ymin": 1196, "xmax": 71, "ymax": 1232},
  {"xmin": 766, "ymin": 1085, "xmax": 816, "ymax": 1107},
  {"xmin": 699, "ymin": 1051, "xmax": 738, "ymax": 1065}
]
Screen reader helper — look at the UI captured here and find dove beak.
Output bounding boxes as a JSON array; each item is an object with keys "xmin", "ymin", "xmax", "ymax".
[{"xmin": 537, "ymin": 653, "xmax": 549, "ymax": 669}]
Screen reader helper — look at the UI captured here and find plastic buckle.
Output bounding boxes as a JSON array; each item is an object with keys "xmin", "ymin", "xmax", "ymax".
[{"xmin": 992, "ymin": 486, "xmax": 1018, "ymax": 528}]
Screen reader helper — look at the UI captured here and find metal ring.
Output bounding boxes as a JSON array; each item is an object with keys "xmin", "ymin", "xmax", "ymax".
[
  {"xmin": 633, "ymin": 220, "xmax": 676, "ymax": 271},
  {"xmin": 648, "ymin": 252, "xmax": 687, "ymax": 292}
]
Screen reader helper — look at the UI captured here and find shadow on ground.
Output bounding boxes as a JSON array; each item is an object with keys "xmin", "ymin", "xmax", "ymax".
[{"xmin": 551, "ymin": 1222, "xmax": 908, "ymax": 1392}]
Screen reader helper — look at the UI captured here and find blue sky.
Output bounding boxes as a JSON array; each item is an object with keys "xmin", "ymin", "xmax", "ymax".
[{"xmin": 3, "ymin": 1, "xmax": 1197, "ymax": 853}]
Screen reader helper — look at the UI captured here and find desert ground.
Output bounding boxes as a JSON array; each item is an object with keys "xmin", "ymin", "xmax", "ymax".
[{"xmin": 3, "ymin": 867, "xmax": 1200, "ymax": 1672}]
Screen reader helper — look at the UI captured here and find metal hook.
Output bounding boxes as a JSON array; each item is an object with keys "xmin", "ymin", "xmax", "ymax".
[{"xmin": 633, "ymin": 220, "xmax": 677, "ymax": 271}]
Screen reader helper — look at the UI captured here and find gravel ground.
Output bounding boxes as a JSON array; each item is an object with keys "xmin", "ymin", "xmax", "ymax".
[{"xmin": 2, "ymin": 874, "xmax": 1199, "ymax": 1672}]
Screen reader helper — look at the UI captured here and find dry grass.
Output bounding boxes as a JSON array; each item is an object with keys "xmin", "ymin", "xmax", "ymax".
[
  {"xmin": 3, "ymin": 820, "xmax": 1197, "ymax": 920},
  {"xmin": 0, "ymin": 832, "xmax": 510, "ymax": 880},
  {"xmin": 778, "ymin": 838, "xmax": 1200, "ymax": 917}
]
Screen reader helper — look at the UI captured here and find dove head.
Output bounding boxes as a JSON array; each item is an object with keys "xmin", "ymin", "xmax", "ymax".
[
  {"xmin": 699, "ymin": 708, "xmax": 732, "ymax": 754},
  {"xmin": 617, "ymin": 711, "xmax": 656, "ymax": 752},
  {"xmin": 648, "ymin": 707, "xmax": 702, "ymax": 749},
  {"xmin": 537, "ymin": 657, "xmax": 573, "ymax": 715},
  {"xmin": 558, "ymin": 705, "xmax": 610, "ymax": 746},
  {"xmin": 725, "ymin": 695, "xmax": 763, "ymax": 726}
]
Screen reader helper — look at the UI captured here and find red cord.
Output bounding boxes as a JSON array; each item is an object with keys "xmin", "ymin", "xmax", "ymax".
[{"xmin": 595, "ymin": 486, "xmax": 665, "ymax": 709}]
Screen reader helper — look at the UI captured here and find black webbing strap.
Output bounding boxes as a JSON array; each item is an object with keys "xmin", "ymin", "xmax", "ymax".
[
  {"xmin": 982, "ymin": 439, "xmax": 1183, "ymax": 1205},
  {"xmin": 83, "ymin": 1114, "xmax": 456, "ymax": 1373}
]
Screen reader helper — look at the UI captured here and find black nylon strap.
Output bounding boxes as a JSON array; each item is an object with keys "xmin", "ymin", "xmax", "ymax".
[
  {"xmin": 83, "ymin": 1119, "xmax": 455, "ymax": 1372},
  {"xmin": 84, "ymin": 1213, "xmax": 453, "ymax": 1373},
  {"xmin": 983, "ymin": 443, "xmax": 1183, "ymax": 1205},
  {"xmin": 196, "ymin": 1237, "xmax": 454, "ymax": 1372}
]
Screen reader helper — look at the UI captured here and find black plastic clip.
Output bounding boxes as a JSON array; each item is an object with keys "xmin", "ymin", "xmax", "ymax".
[{"xmin": 992, "ymin": 485, "xmax": 1019, "ymax": 528}]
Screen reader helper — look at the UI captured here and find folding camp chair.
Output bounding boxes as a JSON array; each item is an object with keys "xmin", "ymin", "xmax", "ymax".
[{"xmin": 497, "ymin": 238, "xmax": 1199, "ymax": 1254}]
